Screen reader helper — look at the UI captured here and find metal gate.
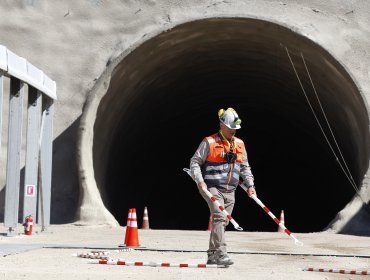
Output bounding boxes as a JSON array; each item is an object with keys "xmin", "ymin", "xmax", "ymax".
[{"xmin": 0, "ymin": 45, "xmax": 56, "ymax": 236}]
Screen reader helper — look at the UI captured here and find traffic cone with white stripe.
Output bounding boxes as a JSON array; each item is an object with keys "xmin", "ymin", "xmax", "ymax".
[
  {"xmin": 277, "ymin": 210, "xmax": 285, "ymax": 233},
  {"xmin": 124, "ymin": 208, "xmax": 133, "ymax": 245},
  {"xmin": 126, "ymin": 208, "xmax": 140, "ymax": 247},
  {"xmin": 141, "ymin": 206, "xmax": 150, "ymax": 229}
]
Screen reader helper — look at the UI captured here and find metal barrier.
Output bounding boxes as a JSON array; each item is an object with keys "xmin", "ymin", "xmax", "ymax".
[{"xmin": 0, "ymin": 45, "xmax": 57, "ymax": 236}]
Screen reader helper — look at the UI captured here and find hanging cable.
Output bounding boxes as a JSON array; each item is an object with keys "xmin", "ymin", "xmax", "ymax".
[
  {"xmin": 300, "ymin": 53, "xmax": 359, "ymax": 191},
  {"xmin": 284, "ymin": 47, "xmax": 363, "ymax": 199}
]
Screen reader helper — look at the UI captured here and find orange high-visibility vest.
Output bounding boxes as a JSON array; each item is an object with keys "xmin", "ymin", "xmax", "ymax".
[{"xmin": 202, "ymin": 133, "xmax": 246, "ymax": 192}]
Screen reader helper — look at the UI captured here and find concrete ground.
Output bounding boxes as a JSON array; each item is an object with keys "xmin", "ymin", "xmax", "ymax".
[{"xmin": 0, "ymin": 224, "xmax": 369, "ymax": 280}]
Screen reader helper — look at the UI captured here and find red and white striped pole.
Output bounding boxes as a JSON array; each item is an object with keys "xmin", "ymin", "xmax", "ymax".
[
  {"xmin": 239, "ymin": 183, "xmax": 303, "ymax": 246},
  {"xmin": 302, "ymin": 267, "xmax": 369, "ymax": 275},
  {"xmin": 203, "ymin": 187, "xmax": 243, "ymax": 231},
  {"xmin": 88, "ymin": 259, "xmax": 228, "ymax": 268},
  {"xmin": 183, "ymin": 168, "xmax": 243, "ymax": 231}
]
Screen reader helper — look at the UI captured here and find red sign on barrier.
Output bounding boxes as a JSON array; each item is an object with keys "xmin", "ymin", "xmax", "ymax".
[{"xmin": 25, "ymin": 185, "xmax": 35, "ymax": 197}]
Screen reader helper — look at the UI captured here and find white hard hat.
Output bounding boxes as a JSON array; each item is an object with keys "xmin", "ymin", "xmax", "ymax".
[{"xmin": 218, "ymin": 108, "xmax": 242, "ymax": 129}]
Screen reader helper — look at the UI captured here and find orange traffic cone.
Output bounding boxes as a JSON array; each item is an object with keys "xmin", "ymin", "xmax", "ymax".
[
  {"xmin": 141, "ymin": 206, "xmax": 150, "ymax": 229},
  {"xmin": 126, "ymin": 208, "xmax": 140, "ymax": 247},
  {"xmin": 124, "ymin": 208, "xmax": 133, "ymax": 245},
  {"xmin": 277, "ymin": 210, "xmax": 285, "ymax": 233},
  {"xmin": 207, "ymin": 214, "xmax": 212, "ymax": 231}
]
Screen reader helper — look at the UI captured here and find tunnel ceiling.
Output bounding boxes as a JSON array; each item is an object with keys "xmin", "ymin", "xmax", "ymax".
[{"xmin": 93, "ymin": 18, "xmax": 369, "ymax": 232}]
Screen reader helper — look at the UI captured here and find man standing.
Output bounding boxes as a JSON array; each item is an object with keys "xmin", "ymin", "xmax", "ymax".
[{"xmin": 190, "ymin": 108, "xmax": 256, "ymax": 266}]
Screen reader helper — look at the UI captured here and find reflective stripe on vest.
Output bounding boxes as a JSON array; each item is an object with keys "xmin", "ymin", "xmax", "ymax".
[{"xmin": 202, "ymin": 133, "xmax": 245, "ymax": 192}]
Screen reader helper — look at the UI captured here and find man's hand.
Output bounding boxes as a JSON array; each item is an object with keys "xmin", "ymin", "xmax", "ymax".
[
  {"xmin": 247, "ymin": 186, "xmax": 256, "ymax": 197},
  {"xmin": 197, "ymin": 181, "xmax": 207, "ymax": 191}
]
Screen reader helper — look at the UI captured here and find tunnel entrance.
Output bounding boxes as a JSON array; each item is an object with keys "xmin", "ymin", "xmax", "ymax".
[{"xmin": 93, "ymin": 18, "xmax": 369, "ymax": 232}]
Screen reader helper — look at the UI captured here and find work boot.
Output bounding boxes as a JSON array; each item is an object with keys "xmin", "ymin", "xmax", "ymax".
[
  {"xmin": 206, "ymin": 254, "xmax": 217, "ymax": 265},
  {"xmin": 216, "ymin": 254, "xmax": 234, "ymax": 266}
]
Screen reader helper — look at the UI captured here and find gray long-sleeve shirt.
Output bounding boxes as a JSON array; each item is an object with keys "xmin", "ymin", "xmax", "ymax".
[{"xmin": 190, "ymin": 138, "xmax": 254, "ymax": 187}]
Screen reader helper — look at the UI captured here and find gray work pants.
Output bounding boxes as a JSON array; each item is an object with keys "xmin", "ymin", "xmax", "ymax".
[{"xmin": 200, "ymin": 187, "xmax": 235, "ymax": 256}]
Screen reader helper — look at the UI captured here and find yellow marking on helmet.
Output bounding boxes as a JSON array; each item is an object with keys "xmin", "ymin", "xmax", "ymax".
[
  {"xmin": 218, "ymin": 109, "xmax": 225, "ymax": 117},
  {"xmin": 227, "ymin": 107, "xmax": 235, "ymax": 111}
]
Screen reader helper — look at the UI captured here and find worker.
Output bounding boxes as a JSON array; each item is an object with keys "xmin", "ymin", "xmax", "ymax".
[{"xmin": 190, "ymin": 108, "xmax": 256, "ymax": 266}]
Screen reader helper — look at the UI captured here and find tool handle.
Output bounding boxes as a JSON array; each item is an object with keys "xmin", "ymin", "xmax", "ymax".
[
  {"xmin": 183, "ymin": 168, "xmax": 243, "ymax": 231},
  {"xmin": 240, "ymin": 184, "xmax": 303, "ymax": 246},
  {"xmin": 202, "ymin": 187, "xmax": 243, "ymax": 231}
]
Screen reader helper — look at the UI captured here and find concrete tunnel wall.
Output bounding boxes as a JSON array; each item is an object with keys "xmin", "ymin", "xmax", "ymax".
[
  {"xmin": 78, "ymin": 18, "xmax": 370, "ymax": 233},
  {"xmin": 1, "ymin": 1, "xmax": 369, "ymax": 234}
]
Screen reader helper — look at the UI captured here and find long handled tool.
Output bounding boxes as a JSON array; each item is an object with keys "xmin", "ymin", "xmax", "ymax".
[
  {"xmin": 89, "ymin": 259, "xmax": 227, "ymax": 268},
  {"xmin": 183, "ymin": 168, "xmax": 243, "ymax": 231},
  {"xmin": 302, "ymin": 267, "xmax": 369, "ymax": 275},
  {"xmin": 239, "ymin": 183, "xmax": 303, "ymax": 246}
]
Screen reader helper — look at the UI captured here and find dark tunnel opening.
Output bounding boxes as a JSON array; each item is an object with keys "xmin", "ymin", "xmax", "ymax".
[{"xmin": 93, "ymin": 18, "xmax": 370, "ymax": 233}]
